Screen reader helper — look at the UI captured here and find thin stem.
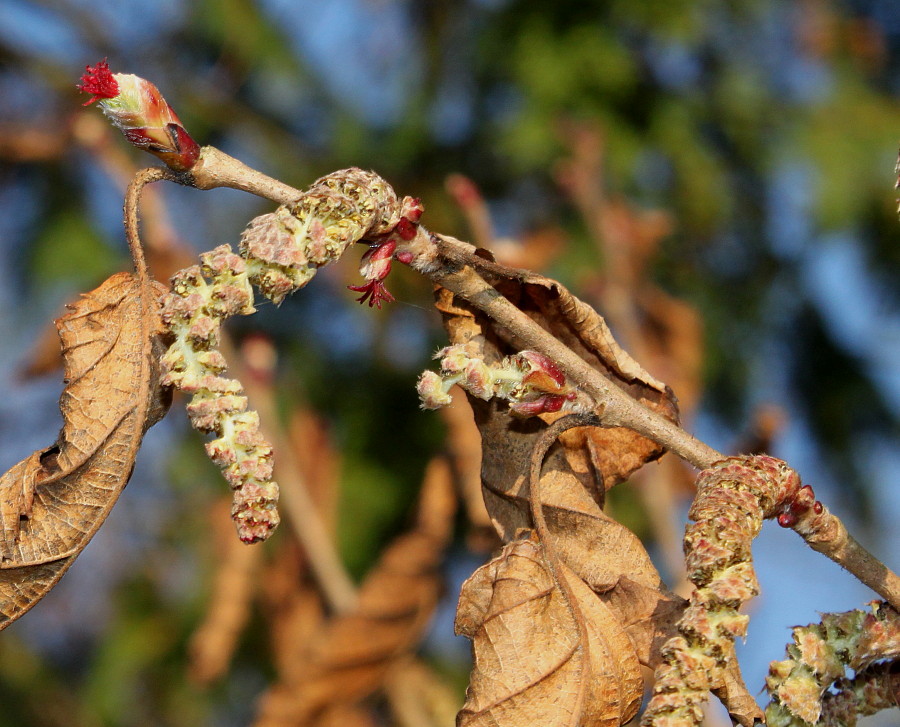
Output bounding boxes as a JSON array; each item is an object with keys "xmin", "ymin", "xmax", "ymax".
[
  {"xmin": 526, "ymin": 412, "xmax": 603, "ymax": 723},
  {"xmin": 528, "ymin": 413, "xmax": 605, "ymax": 547},
  {"xmin": 791, "ymin": 509, "xmax": 900, "ymax": 611},
  {"xmin": 123, "ymin": 166, "xmax": 180, "ymax": 281}
]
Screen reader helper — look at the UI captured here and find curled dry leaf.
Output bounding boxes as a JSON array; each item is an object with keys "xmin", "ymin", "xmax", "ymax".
[
  {"xmin": 0, "ymin": 272, "xmax": 170, "ymax": 629},
  {"xmin": 435, "ymin": 285, "xmax": 670, "ymax": 592},
  {"xmin": 455, "ymin": 534, "xmax": 642, "ymax": 727},
  {"xmin": 253, "ymin": 457, "xmax": 456, "ymax": 726}
]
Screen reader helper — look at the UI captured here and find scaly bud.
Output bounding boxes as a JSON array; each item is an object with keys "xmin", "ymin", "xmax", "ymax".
[{"xmin": 77, "ymin": 59, "xmax": 200, "ymax": 171}]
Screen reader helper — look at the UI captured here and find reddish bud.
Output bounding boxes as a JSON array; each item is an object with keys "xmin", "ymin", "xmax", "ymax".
[
  {"xmin": 777, "ymin": 511, "xmax": 798, "ymax": 528},
  {"xmin": 396, "ymin": 216, "xmax": 417, "ymax": 240},
  {"xmin": 77, "ymin": 59, "xmax": 200, "ymax": 171},
  {"xmin": 396, "ymin": 250, "xmax": 414, "ymax": 265},
  {"xmin": 813, "ymin": 501, "xmax": 823, "ymax": 514},
  {"xmin": 400, "ymin": 196, "xmax": 424, "ymax": 223},
  {"xmin": 352, "ymin": 240, "xmax": 398, "ymax": 308},
  {"xmin": 540, "ymin": 395, "xmax": 566, "ymax": 412},
  {"xmin": 519, "ymin": 350, "xmax": 566, "ymax": 389},
  {"xmin": 510, "ymin": 393, "xmax": 566, "ymax": 416}
]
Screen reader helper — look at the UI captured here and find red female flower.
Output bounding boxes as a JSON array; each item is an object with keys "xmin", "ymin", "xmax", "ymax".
[{"xmin": 77, "ymin": 59, "xmax": 119, "ymax": 105}]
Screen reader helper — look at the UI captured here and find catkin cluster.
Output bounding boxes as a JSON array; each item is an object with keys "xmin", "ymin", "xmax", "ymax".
[
  {"xmin": 765, "ymin": 602, "xmax": 900, "ymax": 726},
  {"xmin": 642, "ymin": 455, "xmax": 802, "ymax": 727},
  {"xmin": 160, "ymin": 169, "xmax": 413, "ymax": 543}
]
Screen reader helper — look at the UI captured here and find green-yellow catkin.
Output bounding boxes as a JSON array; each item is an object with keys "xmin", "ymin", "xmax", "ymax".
[
  {"xmin": 642, "ymin": 456, "xmax": 802, "ymax": 727},
  {"xmin": 160, "ymin": 169, "xmax": 409, "ymax": 543},
  {"xmin": 765, "ymin": 602, "xmax": 900, "ymax": 726},
  {"xmin": 415, "ymin": 344, "xmax": 586, "ymax": 416}
]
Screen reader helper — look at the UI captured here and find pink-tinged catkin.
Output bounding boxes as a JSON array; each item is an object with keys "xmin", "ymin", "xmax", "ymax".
[
  {"xmin": 642, "ymin": 455, "xmax": 802, "ymax": 727},
  {"xmin": 765, "ymin": 602, "xmax": 900, "ymax": 726},
  {"xmin": 415, "ymin": 343, "xmax": 588, "ymax": 415},
  {"xmin": 161, "ymin": 169, "xmax": 419, "ymax": 543}
]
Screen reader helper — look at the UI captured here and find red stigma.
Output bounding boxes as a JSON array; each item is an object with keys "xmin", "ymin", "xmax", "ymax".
[
  {"xmin": 77, "ymin": 59, "xmax": 119, "ymax": 106},
  {"xmin": 348, "ymin": 280, "xmax": 395, "ymax": 309}
]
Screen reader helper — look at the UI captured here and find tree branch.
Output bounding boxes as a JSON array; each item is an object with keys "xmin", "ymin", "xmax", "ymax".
[
  {"xmin": 130, "ymin": 149, "xmax": 899, "ymax": 609},
  {"xmin": 426, "ymin": 232, "xmax": 723, "ymax": 469}
]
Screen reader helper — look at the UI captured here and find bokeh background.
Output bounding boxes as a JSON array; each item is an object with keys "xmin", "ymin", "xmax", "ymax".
[{"xmin": 0, "ymin": 0, "xmax": 899, "ymax": 725}]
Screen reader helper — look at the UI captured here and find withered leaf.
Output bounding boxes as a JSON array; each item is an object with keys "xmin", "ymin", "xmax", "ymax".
[
  {"xmin": 488, "ymin": 269, "xmax": 676, "ymax": 491},
  {"xmin": 455, "ymin": 534, "xmax": 642, "ymax": 727},
  {"xmin": 437, "ymin": 286, "xmax": 666, "ymax": 592},
  {"xmin": 594, "ymin": 576, "xmax": 686, "ymax": 667},
  {"xmin": 253, "ymin": 457, "xmax": 456, "ymax": 726},
  {"xmin": 0, "ymin": 272, "xmax": 170, "ymax": 629}
]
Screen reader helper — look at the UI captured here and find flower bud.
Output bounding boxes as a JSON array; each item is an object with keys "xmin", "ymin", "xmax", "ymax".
[{"xmin": 77, "ymin": 59, "xmax": 200, "ymax": 171}]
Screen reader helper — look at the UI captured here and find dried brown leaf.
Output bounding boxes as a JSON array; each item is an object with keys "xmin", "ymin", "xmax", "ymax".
[
  {"xmin": 455, "ymin": 534, "xmax": 642, "ymax": 727},
  {"xmin": 0, "ymin": 272, "xmax": 170, "ymax": 629},
  {"xmin": 253, "ymin": 457, "xmax": 456, "ymax": 726},
  {"xmin": 463, "ymin": 394, "xmax": 664, "ymax": 592},
  {"xmin": 436, "ymin": 271, "xmax": 677, "ymax": 495},
  {"xmin": 435, "ymin": 284, "xmax": 673, "ymax": 592},
  {"xmin": 594, "ymin": 577, "xmax": 686, "ymax": 667}
]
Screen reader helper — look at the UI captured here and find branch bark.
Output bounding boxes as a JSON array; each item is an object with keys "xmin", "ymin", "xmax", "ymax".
[{"xmin": 133, "ymin": 148, "xmax": 899, "ymax": 609}]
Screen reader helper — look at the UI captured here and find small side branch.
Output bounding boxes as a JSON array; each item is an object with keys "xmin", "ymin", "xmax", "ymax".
[
  {"xmin": 123, "ymin": 165, "xmax": 181, "ymax": 281},
  {"xmin": 429, "ymin": 233, "xmax": 722, "ymax": 469},
  {"xmin": 186, "ymin": 146, "xmax": 302, "ymax": 205},
  {"xmin": 121, "ymin": 149, "xmax": 899, "ymax": 611},
  {"xmin": 779, "ymin": 484, "xmax": 900, "ymax": 610}
]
